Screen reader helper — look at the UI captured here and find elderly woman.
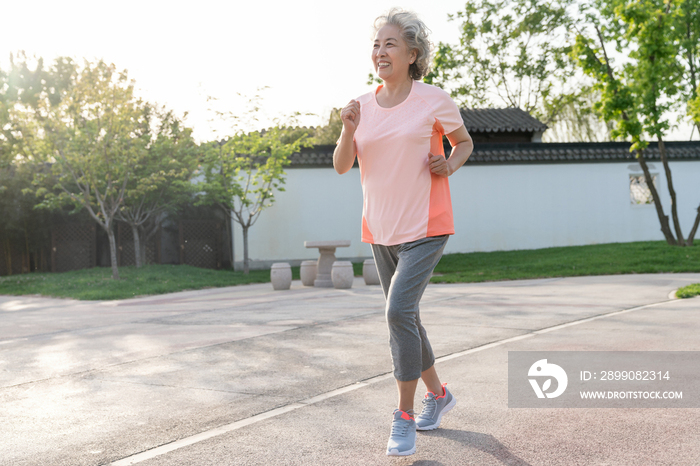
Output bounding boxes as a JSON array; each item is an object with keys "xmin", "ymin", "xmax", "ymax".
[{"xmin": 333, "ymin": 8, "xmax": 474, "ymax": 457}]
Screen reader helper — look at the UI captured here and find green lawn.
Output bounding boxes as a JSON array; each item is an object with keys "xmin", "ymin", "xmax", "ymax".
[
  {"xmin": 0, "ymin": 241, "xmax": 698, "ymax": 301},
  {"xmin": 432, "ymin": 240, "xmax": 700, "ymax": 283},
  {"xmin": 0, "ymin": 265, "xmax": 270, "ymax": 301}
]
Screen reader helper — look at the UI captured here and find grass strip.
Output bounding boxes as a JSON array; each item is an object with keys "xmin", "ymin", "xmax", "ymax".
[
  {"xmin": 0, "ymin": 241, "xmax": 697, "ymax": 301},
  {"xmin": 431, "ymin": 240, "xmax": 699, "ymax": 283},
  {"xmin": 0, "ymin": 262, "xmax": 366, "ymax": 301},
  {"xmin": 0, "ymin": 265, "xmax": 270, "ymax": 301}
]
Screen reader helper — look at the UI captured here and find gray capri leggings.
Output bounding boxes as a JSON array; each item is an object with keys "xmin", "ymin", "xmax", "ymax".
[{"xmin": 371, "ymin": 235, "xmax": 449, "ymax": 382}]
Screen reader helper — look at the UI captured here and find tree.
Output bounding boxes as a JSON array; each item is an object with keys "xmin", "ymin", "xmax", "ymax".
[
  {"xmin": 201, "ymin": 91, "xmax": 312, "ymax": 272},
  {"xmin": 0, "ymin": 64, "xmax": 12, "ymax": 170},
  {"xmin": 16, "ymin": 60, "xmax": 149, "ymax": 278},
  {"xmin": 116, "ymin": 104, "xmax": 200, "ymax": 267},
  {"xmin": 675, "ymin": 0, "xmax": 700, "ymax": 242},
  {"xmin": 199, "ymin": 125, "xmax": 308, "ymax": 273},
  {"xmin": 572, "ymin": 0, "xmax": 700, "ymax": 246},
  {"xmin": 539, "ymin": 88, "xmax": 615, "ymax": 142},
  {"xmin": 676, "ymin": 0, "xmax": 700, "ymax": 137},
  {"xmin": 1, "ymin": 53, "xmax": 77, "ymax": 168},
  {"xmin": 690, "ymin": 88, "xmax": 700, "ymax": 131},
  {"xmin": 1, "ymin": 54, "xmax": 81, "ymax": 275},
  {"xmin": 426, "ymin": 0, "xmax": 594, "ymax": 136}
]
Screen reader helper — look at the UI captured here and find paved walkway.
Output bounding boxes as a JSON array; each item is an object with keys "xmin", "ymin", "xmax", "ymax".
[{"xmin": 1, "ymin": 273, "xmax": 699, "ymax": 466}]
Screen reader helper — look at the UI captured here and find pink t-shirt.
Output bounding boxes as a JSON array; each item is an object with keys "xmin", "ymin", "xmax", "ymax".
[{"xmin": 351, "ymin": 80, "xmax": 463, "ymax": 245}]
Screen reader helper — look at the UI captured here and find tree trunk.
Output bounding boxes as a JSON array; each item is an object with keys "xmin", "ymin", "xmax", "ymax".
[
  {"xmin": 636, "ymin": 149, "xmax": 677, "ymax": 245},
  {"xmin": 131, "ymin": 223, "xmax": 142, "ymax": 268},
  {"xmin": 242, "ymin": 225, "xmax": 249, "ymax": 274},
  {"xmin": 687, "ymin": 204, "xmax": 700, "ymax": 247},
  {"xmin": 220, "ymin": 205, "xmax": 234, "ymax": 269},
  {"xmin": 226, "ymin": 212, "xmax": 234, "ymax": 269},
  {"xmin": 657, "ymin": 139, "xmax": 686, "ymax": 245},
  {"xmin": 106, "ymin": 227, "xmax": 120, "ymax": 280}
]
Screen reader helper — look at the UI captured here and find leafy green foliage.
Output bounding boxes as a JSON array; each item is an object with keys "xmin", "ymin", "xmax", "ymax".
[
  {"xmin": 676, "ymin": 283, "xmax": 700, "ymax": 299},
  {"xmin": 0, "ymin": 55, "xmax": 88, "ymax": 274},
  {"xmin": 0, "ymin": 53, "xmax": 78, "ymax": 169},
  {"xmin": 676, "ymin": 0, "xmax": 700, "ymax": 130},
  {"xmin": 570, "ymin": 0, "xmax": 700, "ymax": 247},
  {"xmin": 427, "ymin": 0, "xmax": 588, "ymax": 132},
  {"xmin": 366, "ymin": 73, "xmax": 383, "ymax": 86},
  {"xmin": 200, "ymin": 127, "xmax": 299, "ymax": 215},
  {"xmin": 2, "ymin": 55, "xmax": 202, "ymax": 273},
  {"xmin": 571, "ymin": 0, "xmax": 682, "ymax": 151},
  {"xmin": 116, "ymin": 104, "xmax": 200, "ymax": 266},
  {"xmin": 12, "ymin": 59, "xmax": 150, "ymax": 279},
  {"xmin": 25, "ymin": 60, "xmax": 148, "ymax": 210},
  {"xmin": 199, "ymin": 92, "xmax": 312, "ymax": 273},
  {"xmin": 690, "ymin": 88, "xmax": 700, "ymax": 127}
]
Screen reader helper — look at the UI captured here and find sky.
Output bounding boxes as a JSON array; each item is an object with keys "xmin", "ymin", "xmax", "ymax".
[{"xmin": 2, "ymin": 0, "xmax": 696, "ymax": 142}]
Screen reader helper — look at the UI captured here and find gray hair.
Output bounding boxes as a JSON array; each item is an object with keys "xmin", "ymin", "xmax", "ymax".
[{"xmin": 373, "ymin": 8, "xmax": 432, "ymax": 80}]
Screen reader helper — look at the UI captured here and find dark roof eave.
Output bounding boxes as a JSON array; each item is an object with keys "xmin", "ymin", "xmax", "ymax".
[
  {"xmin": 288, "ymin": 141, "xmax": 700, "ymax": 167},
  {"xmin": 459, "ymin": 107, "xmax": 549, "ymax": 133}
]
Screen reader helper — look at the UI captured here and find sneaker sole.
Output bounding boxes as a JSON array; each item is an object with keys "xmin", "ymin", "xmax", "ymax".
[
  {"xmin": 416, "ymin": 395, "xmax": 457, "ymax": 431},
  {"xmin": 386, "ymin": 445, "xmax": 416, "ymax": 456}
]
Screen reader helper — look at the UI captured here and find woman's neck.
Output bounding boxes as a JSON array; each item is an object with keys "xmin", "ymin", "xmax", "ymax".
[{"xmin": 377, "ymin": 76, "xmax": 413, "ymax": 108}]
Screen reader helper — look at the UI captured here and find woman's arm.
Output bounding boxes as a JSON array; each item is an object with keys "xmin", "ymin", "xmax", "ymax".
[
  {"xmin": 333, "ymin": 129, "xmax": 356, "ymax": 175},
  {"xmin": 429, "ymin": 125, "xmax": 474, "ymax": 177},
  {"xmin": 333, "ymin": 100, "xmax": 361, "ymax": 174}
]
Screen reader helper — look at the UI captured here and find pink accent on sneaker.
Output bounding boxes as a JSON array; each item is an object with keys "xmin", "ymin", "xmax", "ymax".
[
  {"xmin": 426, "ymin": 382, "xmax": 448, "ymax": 399},
  {"xmin": 400, "ymin": 411, "xmax": 413, "ymax": 421}
]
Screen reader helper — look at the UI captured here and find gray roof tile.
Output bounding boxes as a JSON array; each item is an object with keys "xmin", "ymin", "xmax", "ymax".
[
  {"xmin": 290, "ymin": 142, "xmax": 700, "ymax": 167},
  {"xmin": 465, "ymin": 141, "xmax": 700, "ymax": 164},
  {"xmin": 460, "ymin": 108, "xmax": 548, "ymax": 133}
]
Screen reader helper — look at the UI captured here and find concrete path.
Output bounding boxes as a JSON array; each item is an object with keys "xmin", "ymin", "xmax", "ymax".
[{"xmin": 1, "ymin": 273, "xmax": 699, "ymax": 466}]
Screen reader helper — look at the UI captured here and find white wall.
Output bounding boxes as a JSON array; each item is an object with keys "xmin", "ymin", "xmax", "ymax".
[
  {"xmin": 233, "ymin": 160, "xmax": 700, "ymax": 269},
  {"xmin": 232, "ymin": 168, "xmax": 370, "ymax": 269}
]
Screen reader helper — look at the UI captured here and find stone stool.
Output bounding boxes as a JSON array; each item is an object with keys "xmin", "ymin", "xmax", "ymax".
[
  {"xmin": 300, "ymin": 260, "xmax": 317, "ymax": 287},
  {"xmin": 331, "ymin": 261, "xmax": 354, "ymax": 289},
  {"xmin": 363, "ymin": 258, "xmax": 380, "ymax": 285},
  {"xmin": 304, "ymin": 240, "xmax": 351, "ymax": 287},
  {"xmin": 270, "ymin": 263, "xmax": 292, "ymax": 290}
]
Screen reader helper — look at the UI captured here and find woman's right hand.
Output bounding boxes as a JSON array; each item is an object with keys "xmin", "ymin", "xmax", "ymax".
[{"xmin": 340, "ymin": 99, "xmax": 361, "ymax": 134}]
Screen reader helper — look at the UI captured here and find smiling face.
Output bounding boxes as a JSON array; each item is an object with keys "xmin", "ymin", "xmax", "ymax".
[{"xmin": 372, "ymin": 24, "xmax": 417, "ymax": 83}]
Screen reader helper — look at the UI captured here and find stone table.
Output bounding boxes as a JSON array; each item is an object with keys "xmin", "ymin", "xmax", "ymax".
[{"xmin": 304, "ymin": 240, "xmax": 351, "ymax": 287}]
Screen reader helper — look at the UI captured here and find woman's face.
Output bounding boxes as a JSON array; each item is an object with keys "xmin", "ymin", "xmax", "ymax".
[{"xmin": 372, "ymin": 24, "xmax": 416, "ymax": 82}]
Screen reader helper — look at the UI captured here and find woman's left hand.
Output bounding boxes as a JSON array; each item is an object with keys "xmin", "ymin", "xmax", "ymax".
[{"xmin": 428, "ymin": 153, "xmax": 452, "ymax": 177}]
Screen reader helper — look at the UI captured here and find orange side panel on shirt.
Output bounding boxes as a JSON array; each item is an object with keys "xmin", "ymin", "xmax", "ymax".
[
  {"xmin": 362, "ymin": 215, "xmax": 375, "ymax": 244},
  {"xmin": 427, "ymin": 118, "xmax": 455, "ymax": 237}
]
